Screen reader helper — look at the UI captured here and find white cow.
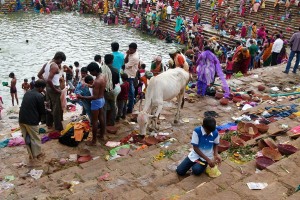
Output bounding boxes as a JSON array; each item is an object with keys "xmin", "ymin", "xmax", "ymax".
[{"xmin": 137, "ymin": 67, "xmax": 190, "ymax": 135}]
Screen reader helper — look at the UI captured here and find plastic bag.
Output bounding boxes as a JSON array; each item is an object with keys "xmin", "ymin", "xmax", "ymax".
[
  {"xmin": 205, "ymin": 165, "xmax": 222, "ymax": 178},
  {"xmin": 60, "ymin": 88, "xmax": 67, "ymax": 112}
]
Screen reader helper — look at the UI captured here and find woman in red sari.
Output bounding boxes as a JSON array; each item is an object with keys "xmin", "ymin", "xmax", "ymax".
[{"xmin": 233, "ymin": 47, "xmax": 251, "ymax": 75}]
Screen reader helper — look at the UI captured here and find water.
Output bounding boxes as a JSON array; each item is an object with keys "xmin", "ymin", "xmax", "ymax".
[{"xmin": 0, "ymin": 12, "xmax": 176, "ymax": 104}]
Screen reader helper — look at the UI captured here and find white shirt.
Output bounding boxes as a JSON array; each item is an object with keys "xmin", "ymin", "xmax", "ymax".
[
  {"xmin": 246, "ymin": 38, "xmax": 257, "ymax": 48},
  {"xmin": 272, "ymin": 38, "xmax": 284, "ymax": 53},
  {"xmin": 124, "ymin": 52, "xmax": 140, "ymax": 78},
  {"xmin": 188, "ymin": 127, "xmax": 220, "ymax": 162},
  {"xmin": 167, "ymin": 6, "xmax": 172, "ymax": 14},
  {"xmin": 129, "ymin": 0, "xmax": 134, "ymax": 4}
]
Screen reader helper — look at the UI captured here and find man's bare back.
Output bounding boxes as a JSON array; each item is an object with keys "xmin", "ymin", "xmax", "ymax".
[{"xmin": 92, "ymin": 74, "xmax": 106, "ymax": 99}]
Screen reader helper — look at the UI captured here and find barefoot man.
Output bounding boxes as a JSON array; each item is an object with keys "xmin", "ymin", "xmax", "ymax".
[
  {"xmin": 37, "ymin": 52, "xmax": 66, "ymax": 132},
  {"xmin": 77, "ymin": 62, "xmax": 106, "ymax": 145}
]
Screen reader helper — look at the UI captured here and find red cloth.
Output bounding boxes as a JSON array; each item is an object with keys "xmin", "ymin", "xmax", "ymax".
[
  {"xmin": 193, "ymin": 15, "xmax": 198, "ymax": 24},
  {"xmin": 226, "ymin": 61, "xmax": 233, "ymax": 70},
  {"xmin": 241, "ymin": 26, "xmax": 247, "ymax": 38},
  {"xmin": 118, "ymin": 81, "xmax": 130, "ymax": 100}
]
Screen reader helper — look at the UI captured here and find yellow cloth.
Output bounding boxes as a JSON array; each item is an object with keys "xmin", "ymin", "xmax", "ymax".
[
  {"xmin": 61, "ymin": 122, "xmax": 74, "ymax": 135},
  {"xmin": 205, "ymin": 166, "xmax": 222, "ymax": 178}
]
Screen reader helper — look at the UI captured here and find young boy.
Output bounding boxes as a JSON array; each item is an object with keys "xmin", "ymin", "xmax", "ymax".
[
  {"xmin": 30, "ymin": 77, "xmax": 35, "ymax": 90},
  {"xmin": 8, "ymin": 72, "xmax": 19, "ymax": 106},
  {"xmin": 176, "ymin": 117, "xmax": 222, "ymax": 176},
  {"xmin": 22, "ymin": 79, "xmax": 31, "ymax": 92},
  {"xmin": 116, "ymin": 73, "xmax": 129, "ymax": 121}
]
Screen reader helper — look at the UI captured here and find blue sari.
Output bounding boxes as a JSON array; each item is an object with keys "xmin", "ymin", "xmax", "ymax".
[{"xmin": 175, "ymin": 16, "xmax": 183, "ymax": 33}]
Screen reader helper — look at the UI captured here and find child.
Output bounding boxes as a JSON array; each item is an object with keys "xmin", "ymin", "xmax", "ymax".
[
  {"xmin": 22, "ymin": 78, "xmax": 31, "ymax": 92},
  {"xmin": 0, "ymin": 96, "xmax": 3, "ymax": 120},
  {"xmin": 167, "ymin": 4, "xmax": 172, "ymax": 20},
  {"xmin": 8, "ymin": 72, "xmax": 19, "ymax": 106},
  {"xmin": 116, "ymin": 73, "xmax": 129, "ymax": 121},
  {"xmin": 30, "ymin": 77, "xmax": 35, "ymax": 90},
  {"xmin": 225, "ymin": 57, "xmax": 233, "ymax": 79},
  {"xmin": 176, "ymin": 117, "xmax": 222, "ymax": 176}
]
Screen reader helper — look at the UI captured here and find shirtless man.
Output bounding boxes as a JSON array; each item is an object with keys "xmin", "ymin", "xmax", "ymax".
[
  {"xmin": 8, "ymin": 72, "xmax": 19, "ymax": 106},
  {"xmin": 77, "ymin": 62, "xmax": 106, "ymax": 146},
  {"xmin": 37, "ymin": 52, "xmax": 66, "ymax": 131}
]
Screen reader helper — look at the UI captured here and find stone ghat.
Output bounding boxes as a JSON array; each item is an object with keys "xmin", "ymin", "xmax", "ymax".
[{"xmin": 1, "ymin": 63, "xmax": 300, "ymax": 199}]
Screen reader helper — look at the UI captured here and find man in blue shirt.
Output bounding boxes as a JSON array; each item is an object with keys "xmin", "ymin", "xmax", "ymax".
[
  {"xmin": 176, "ymin": 117, "xmax": 222, "ymax": 176},
  {"xmin": 111, "ymin": 42, "xmax": 125, "ymax": 73}
]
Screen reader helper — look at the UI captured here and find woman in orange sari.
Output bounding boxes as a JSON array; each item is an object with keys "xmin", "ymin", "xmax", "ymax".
[
  {"xmin": 262, "ymin": 39, "xmax": 273, "ymax": 66},
  {"xmin": 218, "ymin": 0, "xmax": 223, "ymax": 7},
  {"xmin": 233, "ymin": 47, "xmax": 251, "ymax": 75},
  {"xmin": 151, "ymin": 56, "xmax": 164, "ymax": 76}
]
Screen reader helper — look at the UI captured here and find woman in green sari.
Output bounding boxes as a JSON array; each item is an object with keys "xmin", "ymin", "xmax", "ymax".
[
  {"xmin": 262, "ymin": 39, "xmax": 273, "ymax": 67},
  {"xmin": 175, "ymin": 15, "xmax": 183, "ymax": 33}
]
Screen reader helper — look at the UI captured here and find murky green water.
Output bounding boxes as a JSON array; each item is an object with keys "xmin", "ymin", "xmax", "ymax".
[{"xmin": 0, "ymin": 12, "xmax": 175, "ymax": 103}]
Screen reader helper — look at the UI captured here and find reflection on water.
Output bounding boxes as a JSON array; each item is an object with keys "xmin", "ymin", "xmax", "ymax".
[{"xmin": 0, "ymin": 12, "xmax": 176, "ymax": 103}]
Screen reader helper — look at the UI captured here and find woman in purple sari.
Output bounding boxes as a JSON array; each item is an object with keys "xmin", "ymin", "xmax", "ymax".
[{"xmin": 196, "ymin": 46, "xmax": 230, "ymax": 97}]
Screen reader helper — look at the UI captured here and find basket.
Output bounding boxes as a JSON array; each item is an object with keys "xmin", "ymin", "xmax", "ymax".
[
  {"xmin": 255, "ymin": 124, "xmax": 269, "ymax": 133},
  {"xmin": 231, "ymin": 136, "xmax": 245, "ymax": 147},
  {"xmin": 262, "ymin": 147, "xmax": 282, "ymax": 161},
  {"xmin": 218, "ymin": 139, "xmax": 231, "ymax": 153},
  {"xmin": 277, "ymin": 144, "xmax": 298, "ymax": 155},
  {"xmin": 256, "ymin": 156, "xmax": 275, "ymax": 170}
]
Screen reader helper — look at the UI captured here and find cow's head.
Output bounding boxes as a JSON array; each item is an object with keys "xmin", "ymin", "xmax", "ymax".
[{"xmin": 137, "ymin": 112, "xmax": 155, "ymax": 135}]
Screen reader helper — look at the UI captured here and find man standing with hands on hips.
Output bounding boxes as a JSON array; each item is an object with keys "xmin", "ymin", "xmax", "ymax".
[{"xmin": 124, "ymin": 43, "xmax": 140, "ymax": 114}]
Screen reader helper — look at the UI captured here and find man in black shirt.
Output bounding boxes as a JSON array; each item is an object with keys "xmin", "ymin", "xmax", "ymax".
[
  {"xmin": 19, "ymin": 79, "xmax": 46, "ymax": 160},
  {"xmin": 104, "ymin": 54, "xmax": 120, "ymax": 126}
]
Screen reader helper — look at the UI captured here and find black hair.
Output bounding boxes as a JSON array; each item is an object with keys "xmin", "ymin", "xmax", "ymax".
[
  {"xmin": 129, "ymin": 42, "xmax": 138, "ymax": 49},
  {"xmin": 34, "ymin": 79, "xmax": 46, "ymax": 88},
  {"xmin": 94, "ymin": 55, "xmax": 101, "ymax": 62},
  {"xmin": 141, "ymin": 64, "xmax": 146, "ymax": 69},
  {"xmin": 84, "ymin": 75, "xmax": 94, "ymax": 84},
  {"xmin": 87, "ymin": 62, "xmax": 101, "ymax": 73},
  {"xmin": 69, "ymin": 65, "xmax": 73, "ymax": 69},
  {"xmin": 121, "ymin": 73, "xmax": 128, "ymax": 81},
  {"xmin": 74, "ymin": 61, "xmax": 79, "ymax": 67},
  {"xmin": 228, "ymin": 57, "xmax": 232, "ymax": 61},
  {"xmin": 111, "ymin": 42, "xmax": 119, "ymax": 52},
  {"xmin": 26, "ymin": 40, "xmax": 29, "ymax": 43},
  {"xmin": 202, "ymin": 117, "xmax": 217, "ymax": 133},
  {"xmin": 81, "ymin": 67, "xmax": 88, "ymax": 73},
  {"xmin": 276, "ymin": 34, "xmax": 281, "ymax": 38},
  {"xmin": 104, "ymin": 54, "xmax": 114, "ymax": 65},
  {"xmin": 9, "ymin": 72, "xmax": 14, "ymax": 78},
  {"xmin": 204, "ymin": 46, "xmax": 211, "ymax": 51},
  {"xmin": 236, "ymin": 41, "xmax": 241, "ymax": 45},
  {"xmin": 24, "ymin": 79, "xmax": 28, "ymax": 82},
  {"xmin": 53, "ymin": 51, "xmax": 66, "ymax": 61},
  {"xmin": 250, "ymin": 39, "xmax": 253, "ymax": 44},
  {"xmin": 31, "ymin": 76, "xmax": 35, "ymax": 80}
]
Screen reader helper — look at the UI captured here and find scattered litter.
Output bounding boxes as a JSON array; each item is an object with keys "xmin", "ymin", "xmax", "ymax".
[
  {"xmin": 28, "ymin": 169, "xmax": 43, "ymax": 180},
  {"xmin": 5, "ymin": 176, "xmax": 15, "ymax": 181},
  {"xmin": 11, "ymin": 131, "xmax": 22, "ymax": 138},
  {"xmin": 98, "ymin": 173, "xmax": 110, "ymax": 181},
  {"xmin": 206, "ymin": 166, "xmax": 222, "ymax": 178},
  {"xmin": 296, "ymin": 185, "xmax": 300, "ymax": 192},
  {"xmin": 159, "ymin": 141, "xmax": 172, "ymax": 148},
  {"xmin": 158, "ymin": 132, "xmax": 170, "ymax": 136},
  {"xmin": 69, "ymin": 154, "xmax": 78, "ymax": 162},
  {"xmin": 38, "ymin": 128, "xmax": 46, "ymax": 134},
  {"xmin": 41, "ymin": 135, "xmax": 51, "ymax": 144},
  {"xmin": 281, "ymin": 124, "xmax": 289, "ymax": 129},
  {"xmin": 247, "ymin": 182, "xmax": 268, "ymax": 190},
  {"xmin": 182, "ymin": 118, "xmax": 190, "ymax": 123},
  {"xmin": 110, "ymin": 144, "xmax": 130, "ymax": 157},
  {"xmin": 105, "ymin": 141, "xmax": 121, "ymax": 148},
  {"xmin": 242, "ymin": 104, "xmax": 253, "ymax": 111},
  {"xmin": 0, "ymin": 181, "xmax": 14, "ymax": 190},
  {"xmin": 92, "ymin": 156, "xmax": 100, "ymax": 160},
  {"xmin": 284, "ymin": 88, "xmax": 292, "ymax": 92},
  {"xmin": 159, "ymin": 116, "xmax": 166, "ymax": 120},
  {"xmin": 271, "ymin": 87, "xmax": 280, "ymax": 91},
  {"xmin": 129, "ymin": 122, "xmax": 136, "ymax": 125}
]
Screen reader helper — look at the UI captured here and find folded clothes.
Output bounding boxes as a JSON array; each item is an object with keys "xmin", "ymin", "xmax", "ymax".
[
  {"xmin": 0, "ymin": 139, "xmax": 10, "ymax": 148},
  {"xmin": 217, "ymin": 122, "xmax": 237, "ymax": 131},
  {"xmin": 8, "ymin": 137, "xmax": 25, "ymax": 147}
]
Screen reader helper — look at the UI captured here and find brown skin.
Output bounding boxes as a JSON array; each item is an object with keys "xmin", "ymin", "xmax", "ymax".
[
  {"xmin": 8, "ymin": 75, "xmax": 19, "ymax": 106},
  {"xmin": 124, "ymin": 47, "xmax": 136, "ymax": 64},
  {"xmin": 77, "ymin": 71, "xmax": 106, "ymax": 145},
  {"xmin": 37, "ymin": 59, "xmax": 63, "ymax": 94},
  {"xmin": 192, "ymin": 127, "xmax": 222, "ymax": 168}
]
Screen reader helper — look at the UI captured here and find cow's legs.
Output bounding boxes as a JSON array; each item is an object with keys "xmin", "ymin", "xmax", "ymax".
[
  {"xmin": 153, "ymin": 105, "xmax": 163, "ymax": 130},
  {"xmin": 175, "ymin": 90, "xmax": 184, "ymax": 123}
]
